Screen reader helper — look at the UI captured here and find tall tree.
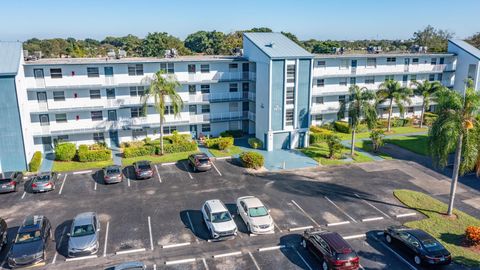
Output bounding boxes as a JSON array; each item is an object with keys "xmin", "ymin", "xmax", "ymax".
[
  {"xmin": 376, "ymin": 80, "xmax": 413, "ymax": 132},
  {"xmin": 141, "ymin": 32, "xmax": 190, "ymax": 57},
  {"xmin": 466, "ymin": 32, "xmax": 480, "ymax": 49},
  {"xmin": 412, "ymin": 25, "xmax": 454, "ymax": 53},
  {"xmin": 142, "ymin": 71, "xmax": 184, "ymax": 155},
  {"xmin": 411, "ymin": 80, "xmax": 444, "ymax": 128},
  {"xmin": 428, "ymin": 81, "xmax": 480, "ymax": 216},
  {"xmin": 348, "ymin": 85, "xmax": 377, "ymax": 155}
]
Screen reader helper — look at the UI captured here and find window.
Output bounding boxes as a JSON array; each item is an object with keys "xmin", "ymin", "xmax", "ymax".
[
  {"xmin": 128, "ymin": 64, "xmax": 143, "ymax": 76},
  {"xmin": 366, "ymin": 58, "xmax": 376, "ymax": 68},
  {"xmin": 338, "ymin": 59, "xmax": 348, "ymax": 70},
  {"xmin": 410, "ymin": 75, "xmax": 417, "ymax": 82},
  {"xmin": 313, "ymin": 115, "xmax": 323, "ymax": 121},
  {"xmin": 339, "ymin": 95, "xmax": 346, "ymax": 103},
  {"xmin": 242, "ymin": 82, "xmax": 249, "ymax": 92},
  {"xmin": 104, "ymin": 67, "xmax": 113, "ymax": 76},
  {"xmin": 286, "ymin": 65, "xmax": 296, "ymax": 83},
  {"xmin": 386, "ymin": 57, "xmax": 396, "ymax": 64},
  {"xmin": 202, "ymin": 124, "xmax": 211, "ymax": 132},
  {"xmin": 163, "ymin": 126, "xmax": 177, "ymax": 134},
  {"xmin": 200, "ymin": 64, "xmax": 210, "ymax": 73},
  {"xmin": 412, "ymin": 58, "xmax": 419, "ymax": 65},
  {"xmin": 188, "ymin": 64, "xmax": 196, "ymax": 73},
  {"xmin": 55, "ymin": 113, "xmax": 67, "ymax": 123},
  {"xmin": 316, "ymin": 79, "xmax": 325, "ymax": 87},
  {"xmin": 201, "ymin": 105, "xmax": 210, "ymax": 113},
  {"xmin": 428, "ymin": 74, "xmax": 435, "ymax": 81},
  {"xmin": 34, "ymin": 69, "xmax": 44, "ymax": 79},
  {"xmin": 56, "ymin": 135, "xmax": 69, "ymax": 142},
  {"xmin": 339, "ymin": 78, "xmax": 347, "ymax": 86},
  {"xmin": 130, "ymin": 86, "xmax": 145, "ymax": 97},
  {"xmin": 229, "ymin": 102, "xmax": 239, "ymax": 112},
  {"xmin": 87, "ymin": 67, "xmax": 99, "ymax": 77},
  {"xmin": 286, "ymin": 87, "xmax": 295, "ymax": 105},
  {"xmin": 365, "ymin": 76, "xmax": 375, "ymax": 84},
  {"xmin": 430, "ymin": 58, "xmax": 437, "ymax": 65},
  {"xmin": 39, "ymin": 114, "xmax": 50, "ymax": 126},
  {"xmin": 408, "ymin": 107, "xmax": 414, "ymax": 113},
  {"xmin": 229, "ymin": 83, "xmax": 238, "ymax": 92},
  {"xmin": 189, "ymin": 105, "xmax": 197, "ymax": 114},
  {"xmin": 50, "ymin": 68, "xmax": 62, "ymax": 79},
  {"xmin": 315, "ymin": 96, "xmax": 324, "ymax": 104},
  {"xmin": 317, "ymin": 60, "xmax": 326, "ymax": 68},
  {"xmin": 90, "ymin": 89, "xmax": 101, "ymax": 99},
  {"xmin": 437, "ymin": 74, "xmax": 443, "ymax": 81},
  {"xmin": 164, "ymin": 106, "xmax": 175, "ymax": 115},
  {"xmin": 350, "ymin": 77, "xmax": 356, "ymax": 85},
  {"xmin": 229, "ymin": 63, "xmax": 238, "ymax": 70},
  {"xmin": 189, "ymin": 85, "xmax": 196, "ymax": 94},
  {"xmin": 385, "ymin": 75, "xmax": 395, "ymax": 81},
  {"xmin": 286, "ymin": 109, "xmax": 294, "ymax": 126},
  {"xmin": 91, "ymin": 111, "xmax": 103, "ymax": 121},
  {"xmin": 200, "ymin": 85, "xmax": 210, "ymax": 94},
  {"xmin": 107, "ymin": 110, "xmax": 117, "ymax": 121},
  {"xmin": 131, "ymin": 107, "xmax": 145, "ymax": 118},
  {"xmin": 53, "ymin": 91, "xmax": 65, "ymax": 101},
  {"xmin": 402, "ymin": 75, "xmax": 408, "ymax": 82},
  {"xmin": 106, "ymin": 88, "xmax": 115, "ymax": 99},
  {"xmin": 93, "ymin": 132, "xmax": 105, "ymax": 142},
  {"xmin": 132, "ymin": 129, "xmax": 147, "ymax": 139},
  {"xmin": 160, "ymin": 63, "xmax": 174, "ymax": 74}
]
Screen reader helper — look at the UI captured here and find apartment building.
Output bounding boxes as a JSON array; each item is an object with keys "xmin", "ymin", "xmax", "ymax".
[{"xmin": 0, "ymin": 33, "xmax": 479, "ymax": 172}]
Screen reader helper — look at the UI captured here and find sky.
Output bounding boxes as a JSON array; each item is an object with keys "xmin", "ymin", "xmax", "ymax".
[{"xmin": 0, "ymin": 0, "xmax": 479, "ymax": 42}]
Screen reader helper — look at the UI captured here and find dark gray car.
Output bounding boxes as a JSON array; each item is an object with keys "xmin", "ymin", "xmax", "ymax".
[
  {"xmin": 0, "ymin": 171, "xmax": 23, "ymax": 193},
  {"xmin": 0, "ymin": 218, "xmax": 7, "ymax": 251},
  {"xmin": 188, "ymin": 153, "xmax": 212, "ymax": 172},
  {"xmin": 105, "ymin": 261, "xmax": 146, "ymax": 270},
  {"xmin": 68, "ymin": 212, "xmax": 100, "ymax": 257},
  {"xmin": 133, "ymin": 161, "xmax": 153, "ymax": 179},
  {"xmin": 31, "ymin": 172, "xmax": 57, "ymax": 193},
  {"xmin": 8, "ymin": 215, "xmax": 52, "ymax": 268},
  {"xmin": 103, "ymin": 165, "xmax": 124, "ymax": 184}
]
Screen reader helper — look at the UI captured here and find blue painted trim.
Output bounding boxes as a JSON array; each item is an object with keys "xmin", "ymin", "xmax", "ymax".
[{"xmin": 13, "ymin": 78, "xmax": 29, "ymax": 170}]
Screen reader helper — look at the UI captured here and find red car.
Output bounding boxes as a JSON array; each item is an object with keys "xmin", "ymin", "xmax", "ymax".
[{"xmin": 302, "ymin": 228, "xmax": 360, "ymax": 270}]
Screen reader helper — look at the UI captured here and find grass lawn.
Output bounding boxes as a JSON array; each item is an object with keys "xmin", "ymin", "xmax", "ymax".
[
  {"xmin": 385, "ymin": 135, "xmax": 428, "ymax": 156},
  {"xmin": 354, "ymin": 140, "xmax": 393, "ymax": 160},
  {"xmin": 208, "ymin": 146, "xmax": 243, "ymax": 158},
  {"xmin": 336, "ymin": 126, "xmax": 428, "ymax": 141},
  {"xmin": 394, "ymin": 190, "xmax": 480, "ymax": 268},
  {"xmin": 122, "ymin": 151, "xmax": 198, "ymax": 166},
  {"xmin": 301, "ymin": 142, "xmax": 374, "ymax": 165},
  {"xmin": 53, "ymin": 160, "xmax": 113, "ymax": 172}
]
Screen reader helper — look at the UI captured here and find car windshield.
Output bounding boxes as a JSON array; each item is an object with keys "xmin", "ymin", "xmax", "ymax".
[
  {"xmin": 337, "ymin": 251, "xmax": 357, "ymax": 261},
  {"xmin": 15, "ymin": 230, "xmax": 41, "ymax": 243},
  {"xmin": 71, "ymin": 224, "xmax": 95, "ymax": 237},
  {"xmin": 138, "ymin": 164, "xmax": 150, "ymax": 170},
  {"xmin": 422, "ymin": 239, "xmax": 445, "ymax": 252},
  {"xmin": 248, "ymin": 206, "xmax": 269, "ymax": 217},
  {"xmin": 198, "ymin": 158, "xmax": 209, "ymax": 164},
  {"xmin": 211, "ymin": 211, "xmax": 232, "ymax": 223},
  {"xmin": 107, "ymin": 168, "xmax": 120, "ymax": 174},
  {"xmin": 35, "ymin": 175, "xmax": 50, "ymax": 182}
]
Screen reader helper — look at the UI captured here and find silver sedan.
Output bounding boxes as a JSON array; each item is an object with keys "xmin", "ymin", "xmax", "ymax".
[{"xmin": 31, "ymin": 172, "xmax": 57, "ymax": 193}]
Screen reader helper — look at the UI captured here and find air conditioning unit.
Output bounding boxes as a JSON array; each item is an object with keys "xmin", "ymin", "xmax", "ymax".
[{"xmin": 117, "ymin": 50, "xmax": 127, "ymax": 58}]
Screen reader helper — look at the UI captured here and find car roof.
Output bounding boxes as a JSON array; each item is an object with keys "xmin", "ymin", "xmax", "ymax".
[
  {"xmin": 20, "ymin": 215, "xmax": 44, "ymax": 231},
  {"xmin": 0, "ymin": 171, "xmax": 19, "ymax": 179},
  {"xmin": 408, "ymin": 229, "xmax": 436, "ymax": 241},
  {"xmin": 105, "ymin": 165, "xmax": 121, "ymax": 170},
  {"xmin": 205, "ymin": 199, "xmax": 228, "ymax": 213},
  {"xmin": 193, "ymin": 153, "xmax": 208, "ymax": 158},
  {"xmin": 240, "ymin": 196, "xmax": 265, "ymax": 208},
  {"xmin": 307, "ymin": 229, "xmax": 353, "ymax": 254},
  {"xmin": 136, "ymin": 160, "xmax": 150, "ymax": 165},
  {"xmin": 73, "ymin": 212, "xmax": 96, "ymax": 225}
]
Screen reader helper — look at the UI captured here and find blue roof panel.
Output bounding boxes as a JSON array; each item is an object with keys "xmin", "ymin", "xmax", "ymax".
[
  {"xmin": 0, "ymin": 42, "xmax": 22, "ymax": 76},
  {"xmin": 244, "ymin": 32, "xmax": 313, "ymax": 59},
  {"xmin": 449, "ymin": 39, "xmax": 480, "ymax": 60}
]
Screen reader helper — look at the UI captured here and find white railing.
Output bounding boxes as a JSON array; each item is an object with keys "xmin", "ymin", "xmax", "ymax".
[
  {"xmin": 188, "ymin": 94, "xmax": 210, "ymax": 103},
  {"xmin": 210, "ymin": 111, "xmax": 247, "ymax": 121},
  {"xmin": 189, "ymin": 114, "xmax": 210, "ymax": 123}
]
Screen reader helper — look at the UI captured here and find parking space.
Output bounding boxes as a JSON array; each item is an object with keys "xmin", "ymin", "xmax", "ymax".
[{"xmin": 250, "ymin": 247, "xmax": 321, "ymax": 270}]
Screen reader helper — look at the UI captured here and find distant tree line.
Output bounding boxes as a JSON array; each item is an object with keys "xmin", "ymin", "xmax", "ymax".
[{"xmin": 23, "ymin": 25, "xmax": 476, "ymax": 58}]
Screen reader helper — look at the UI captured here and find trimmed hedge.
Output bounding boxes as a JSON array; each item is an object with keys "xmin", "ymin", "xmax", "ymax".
[
  {"xmin": 220, "ymin": 130, "xmax": 244, "ymax": 138},
  {"xmin": 309, "ymin": 128, "xmax": 334, "ymax": 144},
  {"xmin": 205, "ymin": 137, "xmax": 234, "ymax": 150},
  {"xmin": 240, "ymin": 151, "xmax": 264, "ymax": 169},
  {"xmin": 29, "ymin": 151, "xmax": 42, "ymax": 172},
  {"xmin": 377, "ymin": 118, "xmax": 413, "ymax": 128},
  {"xmin": 124, "ymin": 145, "xmax": 156, "ymax": 158},
  {"xmin": 248, "ymin": 138, "xmax": 263, "ymax": 149},
  {"xmin": 161, "ymin": 141, "xmax": 197, "ymax": 154},
  {"xmin": 54, "ymin": 143, "xmax": 76, "ymax": 161},
  {"xmin": 77, "ymin": 144, "xmax": 111, "ymax": 162},
  {"xmin": 333, "ymin": 121, "xmax": 351, "ymax": 133}
]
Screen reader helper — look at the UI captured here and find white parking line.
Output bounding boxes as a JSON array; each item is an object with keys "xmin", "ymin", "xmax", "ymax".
[
  {"xmin": 115, "ymin": 248, "xmax": 146, "ymax": 255},
  {"xmin": 148, "ymin": 216, "xmax": 154, "ymax": 251},
  {"xmin": 288, "ymin": 225, "xmax": 313, "ymax": 232},
  {"xmin": 258, "ymin": 245, "xmax": 285, "ymax": 252},
  {"xmin": 162, "ymin": 242, "xmax": 191, "ymax": 249},
  {"xmin": 362, "ymin": 217, "xmax": 384, "ymax": 222},
  {"xmin": 294, "ymin": 247, "xmax": 312, "ymax": 270},
  {"xmin": 182, "ymin": 162, "xmax": 194, "ymax": 179},
  {"xmin": 291, "ymin": 200, "xmax": 321, "ymax": 227},
  {"xmin": 396, "ymin": 213, "xmax": 417, "ymax": 218},
  {"xmin": 153, "ymin": 264, "xmax": 157, "ymax": 270},
  {"xmin": 155, "ymin": 165, "xmax": 161, "ymax": 183},
  {"xmin": 161, "ymin": 162, "xmax": 177, "ymax": 166},
  {"xmin": 211, "ymin": 161, "xmax": 222, "ymax": 176},
  {"xmin": 202, "ymin": 258, "xmax": 210, "ymax": 270},
  {"xmin": 21, "ymin": 191, "xmax": 26, "ymax": 199},
  {"xmin": 212, "ymin": 251, "xmax": 242, "ymax": 258},
  {"xmin": 165, "ymin": 258, "xmax": 196, "ymax": 265},
  {"xmin": 186, "ymin": 212, "xmax": 199, "ymax": 243},
  {"xmin": 94, "ymin": 182, "xmax": 97, "ymax": 191},
  {"xmin": 327, "ymin": 221, "xmax": 350, "ymax": 227},
  {"xmin": 354, "ymin": 193, "xmax": 391, "ymax": 218},
  {"xmin": 127, "ymin": 177, "xmax": 131, "ymax": 187},
  {"xmin": 73, "ymin": 170, "xmax": 92, "ymax": 175},
  {"xmin": 248, "ymin": 252, "xmax": 261, "ymax": 270},
  {"xmin": 52, "ymin": 226, "xmax": 67, "ymax": 264},
  {"xmin": 58, "ymin": 174, "xmax": 67, "ymax": 195},
  {"xmin": 273, "ymin": 221, "xmax": 282, "ymax": 233},
  {"xmin": 378, "ymin": 239, "xmax": 418, "ymax": 270},
  {"xmin": 103, "ymin": 221, "xmax": 109, "ymax": 257},
  {"xmin": 65, "ymin": 255, "xmax": 97, "ymax": 262},
  {"xmin": 343, "ymin": 234, "xmax": 366, "ymax": 240},
  {"xmin": 324, "ymin": 196, "xmax": 357, "ymax": 223}
]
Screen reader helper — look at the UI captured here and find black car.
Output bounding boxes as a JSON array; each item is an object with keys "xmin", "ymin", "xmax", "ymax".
[
  {"xmin": 133, "ymin": 161, "xmax": 153, "ymax": 179},
  {"xmin": 8, "ymin": 215, "xmax": 52, "ymax": 268},
  {"xmin": 384, "ymin": 226, "xmax": 451, "ymax": 266},
  {"xmin": 0, "ymin": 171, "xmax": 23, "ymax": 193},
  {"xmin": 301, "ymin": 228, "xmax": 360, "ymax": 270},
  {"xmin": 0, "ymin": 218, "xmax": 7, "ymax": 251},
  {"xmin": 188, "ymin": 153, "xmax": 212, "ymax": 172}
]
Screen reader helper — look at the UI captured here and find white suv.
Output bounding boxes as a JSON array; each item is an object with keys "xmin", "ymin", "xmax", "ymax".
[
  {"xmin": 236, "ymin": 196, "xmax": 274, "ymax": 234},
  {"xmin": 202, "ymin": 199, "xmax": 237, "ymax": 239}
]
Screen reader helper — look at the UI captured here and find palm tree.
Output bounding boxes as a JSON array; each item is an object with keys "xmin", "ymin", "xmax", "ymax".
[
  {"xmin": 376, "ymin": 80, "xmax": 413, "ymax": 132},
  {"xmin": 348, "ymin": 85, "xmax": 377, "ymax": 156},
  {"xmin": 429, "ymin": 81, "xmax": 480, "ymax": 216},
  {"xmin": 142, "ymin": 70, "xmax": 184, "ymax": 155},
  {"xmin": 411, "ymin": 80, "xmax": 444, "ymax": 128}
]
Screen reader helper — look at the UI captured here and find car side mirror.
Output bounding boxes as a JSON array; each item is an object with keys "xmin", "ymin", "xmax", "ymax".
[
  {"xmin": 268, "ymin": 209, "xmax": 271, "ymax": 213},
  {"xmin": 66, "ymin": 233, "xmax": 71, "ymax": 237}
]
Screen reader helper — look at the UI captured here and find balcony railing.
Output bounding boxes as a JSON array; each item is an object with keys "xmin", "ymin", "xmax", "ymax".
[
  {"xmin": 209, "ymin": 92, "xmax": 256, "ymax": 102},
  {"xmin": 209, "ymin": 111, "xmax": 255, "ymax": 122}
]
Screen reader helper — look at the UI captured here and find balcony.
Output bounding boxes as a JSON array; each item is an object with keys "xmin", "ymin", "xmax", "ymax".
[
  {"xmin": 209, "ymin": 111, "xmax": 255, "ymax": 122},
  {"xmin": 209, "ymin": 92, "xmax": 256, "ymax": 102}
]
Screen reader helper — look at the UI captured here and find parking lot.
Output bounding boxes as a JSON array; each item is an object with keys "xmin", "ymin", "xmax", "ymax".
[{"xmin": 0, "ymin": 159, "xmax": 467, "ymax": 270}]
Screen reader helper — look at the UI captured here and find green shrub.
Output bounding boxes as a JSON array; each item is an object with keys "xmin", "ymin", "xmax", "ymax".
[
  {"xmin": 160, "ymin": 141, "xmax": 198, "ymax": 154},
  {"xmin": 220, "ymin": 130, "xmax": 244, "ymax": 138},
  {"xmin": 370, "ymin": 129, "xmax": 385, "ymax": 152},
  {"xmin": 88, "ymin": 143, "xmax": 107, "ymax": 150},
  {"xmin": 120, "ymin": 141, "xmax": 145, "ymax": 148},
  {"xmin": 377, "ymin": 119, "xmax": 389, "ymax": 128},
  {"xmin": 423, "ymin": 112, "xmax": 438, "ymax": 126},
  {"xmin": 205, "ymin": 137, "xmax": 234, "ymax": 150},
  {"xmin": 123, "ymin": 145, "xmax": 156, "ymax": 158},
  {"xmin": 143, "ymin": 137, "xmax": 152, "ymax": 144},
  {"xmin": 309, "ymin": 128, "xmax": 334, "ymax": 144},
  {"xmin": 29, "ymin": 151, "xmax": 42, "ymax": 172},
  {"xmin": 77, "ymin": 145, "xmax": 111, "ymax": 162},
  {"xmin": 248, "ymin": 138, "xmax": 263, "ymax": 149},
  {"xmin": 356, "ymin": 123, "xmax": 369, "ymax": 133},
  {"xmin": 333, "ymin": 121, "xmax": 351, "ymax": 133},
  {"xmin": 54, "ymin": 143, "xmax": 76, "ymax": 161},
  {"xmin": 218, "ymin": 139, "xmax": 232, "ymax": 150},
  {"xmin": 326, "ymin": 135, "xmax": 343, "ymax": 159},
  {"xmin": 240, "ymin": 152, "xmax": 264, "ymax": 169},
  {"xmin": 163, "ymin": 133, "xmax": 191, "ymax": 144}
]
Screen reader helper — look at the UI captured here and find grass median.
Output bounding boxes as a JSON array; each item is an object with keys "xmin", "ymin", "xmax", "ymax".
[
  {"xmin": 122, "ymin": 151, "xmax": 198, "ymax": 166},
  {"xmin": 301, "ymin": 142, "xmax": 374, "ymax": 165},
  {"xmin": 385, "ymin": 135, "xmax": 428, "ymax": 156},
  {"xmin": 53, "ymin": 160, "xmax": 114, "ymax": 172},
  {"xmin": 394, "ymin": 189, "xmax": 480, "ymax": 267},
  {"xmin": 208, "ymin": 146, "xmax": 243, "ymax": 158}
]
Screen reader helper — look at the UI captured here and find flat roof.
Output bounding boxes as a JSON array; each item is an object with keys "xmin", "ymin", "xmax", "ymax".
[
  {"xmin": 244, "ymin": 32, "xmax": 313, "ymax": 59},
  {"xmin": 449, "ymin": 39, "xmax": 480, "ymax": 60},
  {"xmin": 314, "ymin": 52, "xmax": 455, "ymax": 59},
  {"xmin": 0, "ymin": 42, "xmax": 22, "ymax": 75},
  {"xmin": 24, "ymin": 55, "xmax": 247, "ymax": 66}
]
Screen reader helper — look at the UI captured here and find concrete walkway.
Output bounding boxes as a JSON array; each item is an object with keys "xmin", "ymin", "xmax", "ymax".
[
  {"xmin": 111, "ymin": 146, "xmax": 122, "ymax": 166},
  {"xmin": 198, "ymin": 143, "xmax": 214, "ymax": 158},
  {"xmin": 40, "ymin": 152, "xmax": 55, "ymax": 172}
]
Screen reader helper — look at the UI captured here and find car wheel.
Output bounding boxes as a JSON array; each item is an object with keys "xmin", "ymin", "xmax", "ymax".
[
  {"xmin": 385, "ymin": 234, "xmax": 392, "ymax": 244},
  {"xmin": 414, "ymin": 255, "xmax": 421, "ymax": 265},
  {"xmin": 301, "ymin": 239, "xmax": 306, "ymax": 249},
  {"xmin": 322, "ymin": 260, "xmax": 329, "ymax": 270}
]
